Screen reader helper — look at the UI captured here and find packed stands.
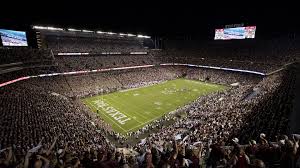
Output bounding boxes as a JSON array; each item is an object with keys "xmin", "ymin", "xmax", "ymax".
[
  {"xmin": 0, "ymin": 48, "xmax": 53, "ymax": 65},
  {"xmin": 160, "ymin": 37, "xmax": 300, "ymax": 73},
  {"xmin": 0, "ymin": 64, "xmax": 298, "ymax": 167},
  {"xmin": 0, "ymin": 48, "xmax": 57, "ymax": 83},
  {"xmin": 0, "ymin": 29, "xmax": 299, "ymax": 167},
  {"xmin": 39, "ymin": 30, "xmax": 147, "ymax": 54},
  {"xmin": 55, "ymin": 55, "xmax": 157, "ymax": 72}
]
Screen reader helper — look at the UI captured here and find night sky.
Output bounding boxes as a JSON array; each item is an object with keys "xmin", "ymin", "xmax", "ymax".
[{"xmin": 0, "ymin": 2, "xmax": 298, "ymax": 39}]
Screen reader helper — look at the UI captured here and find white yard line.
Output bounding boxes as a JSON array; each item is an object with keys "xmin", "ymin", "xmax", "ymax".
[
  {"xmin": 104, "ymin": 97, "xmax": 145, "ymax": 123},
  {"xmin": 88, "ymin": 99, "xmax": 166, "ymax": 133},
  {"xmin": 87, "ymin": 101, "xmax": 128, "ymax": 133},
  {"xmin": 86, "ymin": 79, "xmax": 211, "ymax": 134},
  {"xmin": 118, "ymin": 81, "xmax": 166, "ymax": 92},
  {"xmin": 107, "ymin": 96, "xmax": 156, "ymax": 120},
  {"xmin": 119, "ymin": 87, "xmax": 141, "ymax": 92},
  {"xmin": 126, "ymin": 115, "xmax": 163, "ymax": 132}
]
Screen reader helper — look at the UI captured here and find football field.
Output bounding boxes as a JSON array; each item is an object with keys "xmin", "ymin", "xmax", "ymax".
[{"xmin": 82, "ymin": 79, "xmax": 226, "ymax": 135}]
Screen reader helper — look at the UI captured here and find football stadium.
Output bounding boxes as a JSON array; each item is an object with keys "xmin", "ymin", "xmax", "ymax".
[{"xmin": 0, "ymin": 6, "xmax": 299, "ymax": 168}]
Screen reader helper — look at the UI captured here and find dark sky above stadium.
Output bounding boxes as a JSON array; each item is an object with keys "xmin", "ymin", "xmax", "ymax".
[{"xmin": 0, "ymin": 1, "xmax": 298, "ymax": 38}]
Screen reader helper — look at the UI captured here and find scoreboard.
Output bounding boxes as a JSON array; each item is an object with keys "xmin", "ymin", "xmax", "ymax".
[
  {"xmin": 0, "ymin": 29, "xmax": 28, "ymax": 46},
  {"xmin": 214, "ymin": 26, "xmax": 256, "ymax": 40}
]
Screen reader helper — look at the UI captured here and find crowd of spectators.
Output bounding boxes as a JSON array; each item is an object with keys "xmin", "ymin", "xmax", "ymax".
[
  {"xmin": 35, "ymin": 31, "xmax": 299, "ymax": 74},
  {"xmin": 0, "ymin": 48, "xmax": 57, "ymax": 84},
  {"xmin": 0, "ymin": 64, "xmax": 298, "ymax": 167},
  {"xmin": 55, "ymin": 55, "xmax": 157, "ymax": 72},
  {"xmin": 41, "ymin": 31, "xmax": 146, "ymax": 54},
  {"xmin": 0, "ymin": 32, "xmax": 299, "ymax": 167},
  {"xmin": 0, "ymin": 81, "xmax": 113, "ymax": 167},
  {"xmin": 159, "ymin": 36, "xmax": 300, "ymax": 73},
  {"xmin": 1, "ymin": 35, "xmax": 298, "ymax": 84},
  {"xmin": 0, "ymin": 48, "xmax": 53, "ymax": 65},
  {"xmin": 23, "ymin": 66, "xmax": 257, "ymax": 98}
]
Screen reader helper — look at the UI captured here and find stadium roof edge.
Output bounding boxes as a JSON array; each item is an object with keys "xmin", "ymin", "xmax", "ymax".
[{"xmin": 32, "ymin": 25, "xmax": 150, "ymax": 38}]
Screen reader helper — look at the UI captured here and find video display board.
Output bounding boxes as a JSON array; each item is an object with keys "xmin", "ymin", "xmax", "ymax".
[
  {"xmin": 0, "ymin": 29, "xmax": 28, "ymax": 46},
  {"xmin": 214, "ymin": 26, "xmax": 256, "ymax": 40}
]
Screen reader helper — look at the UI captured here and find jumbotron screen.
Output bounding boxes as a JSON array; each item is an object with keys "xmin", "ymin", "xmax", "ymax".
[
  {"xmin": 0, "ymin": 29, "xmax": 28, "ymax": 46},
  {"xmin": 214, "ymin": 26, "xmax": 256, "ymax": 40}
]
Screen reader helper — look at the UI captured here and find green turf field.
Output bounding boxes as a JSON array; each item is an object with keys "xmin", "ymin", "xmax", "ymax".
[{"xmin": 82, "ymin": 79, "xmax": 226, "ymax": 135}]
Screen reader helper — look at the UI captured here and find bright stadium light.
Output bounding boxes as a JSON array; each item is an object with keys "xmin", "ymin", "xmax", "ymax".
[
  {"xmin": 47, "ymin": 27, "xmax": 61, "ymax": 31},
  {"xmin": 32, "ymin": 26, "xmax": 63, "ymax": 31},
  {"xmin": 96, "ymin": 31, "xmax": 105, "ymax": 34},
  {"xmin": 32, "ymin": 26, "xmax": 48, "ymax": 30},
  {"xmin": 137, "ymin": 34, "xmax": 150, "ymax": 38},
  {"xmin": 84, "ymin": 30, "xmax": 93, "ymax": 33},
  {"xmin": 127, "ymin": 33, "xmax": 136, "ymax": 37},
  {"xmin": 119, "ymin": 33, "xmax": 126, "ymax": 36},
  {"xmin": 107, "ymin": 32, "xmax": 116, "ymax": 35},
  {"xmin": 82, "ymin": 30, "xmax": 94, "ymax": 33},
  {"xmin": 68, "ymin": 28, "xmax": 81, "ymax": 32}
]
